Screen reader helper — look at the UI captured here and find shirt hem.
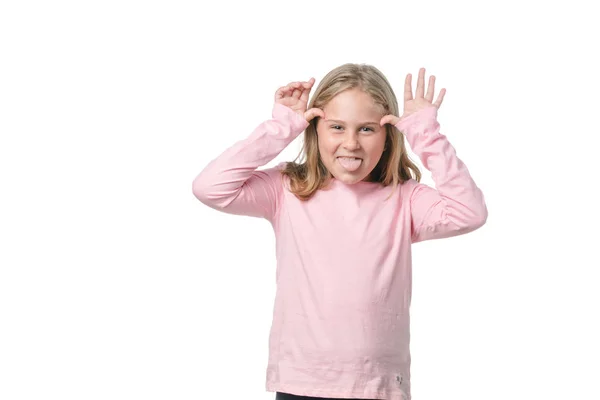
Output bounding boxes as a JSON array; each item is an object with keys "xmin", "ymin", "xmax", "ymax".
[{"xmin": 266, "ymin": 382, "xmax": 409, "ymax": 400}]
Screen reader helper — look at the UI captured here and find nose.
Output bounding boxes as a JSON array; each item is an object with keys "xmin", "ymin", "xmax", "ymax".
[{"xmin": 342, "ymin": 132, "xmax": 361, "ymax": 151}]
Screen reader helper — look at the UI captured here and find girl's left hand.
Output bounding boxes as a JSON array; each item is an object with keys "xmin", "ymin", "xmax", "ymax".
[{"xmin": 380, "ymin": 67, "xmax": 446, "ymax": 127}]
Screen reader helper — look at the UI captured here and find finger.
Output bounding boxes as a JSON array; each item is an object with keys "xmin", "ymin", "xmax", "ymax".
[
  {"xmin": 305, "ymin": 107, "xmax": 325, "ymax": 122},
  {"xmin": 284, "ymin": 82, "xmax": 298, "ymax": 92},
  {"xmin": 379, "ymin": 114, "xmax": 397, "ymax": 126},
  {"xmin": 276, "ymin": 85, "xmax": 293, "ymax": 99},
  {"xmin": 416, "ymin": 68, "xmax": 425, "ymax": 98},
  {"xmin": 279, "ymin": 82, "xmax": 298, "ymax": 98},
  {"xmin": 300, "ymin": 87, "xmax": 310, "ymax": 103},
  {"xmin": 279, "ymin": 83, "xmax": 294, "ymax": 94},
  {"xmin": 433, "ymin": 88, "xmax": 446, "ymax": 108},
  {"xmin": 404, "ymin": 74, "xmax": 413, "ymax": 102},
  {"xmin": 275, "ymin": 86, "xmax": 287, "ymax": 99},
  {"xmin": 300, "ymin": 78, "xmax": 316, "ymax": 102},
  {"xmin": 291, "ymin": 81, "xmax": 302, "ymax": 99},
  {"xmin": 425, "ymin": 76, "xmax": 435, "ymax": 102},
  {"xmin": 278, "ymin": 78, "xmax": 313, "ymax": 101}
]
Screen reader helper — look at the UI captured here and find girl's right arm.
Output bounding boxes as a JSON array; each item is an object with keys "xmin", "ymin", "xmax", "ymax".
[{"xmin": 192, "ymin": 101, "xmax": 309, "ymax": 222}]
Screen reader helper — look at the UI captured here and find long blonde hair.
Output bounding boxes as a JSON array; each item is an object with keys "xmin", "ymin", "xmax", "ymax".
[{"xmin": 281, "ymin": 63, "xmax": 422, "ymax": 201}]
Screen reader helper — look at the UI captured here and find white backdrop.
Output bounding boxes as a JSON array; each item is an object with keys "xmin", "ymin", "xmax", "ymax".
[{"xmin": 1, "ymin": 1, "xmax": 598, "ymax": 399}]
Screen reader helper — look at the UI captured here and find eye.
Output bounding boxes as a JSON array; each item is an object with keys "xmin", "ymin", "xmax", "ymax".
[{"xmin": 330, "ymin": 125, "xmax": 374, "ymax": 132}]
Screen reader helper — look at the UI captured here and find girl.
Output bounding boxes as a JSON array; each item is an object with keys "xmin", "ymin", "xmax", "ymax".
[{"xmin": 193, "ymin": 64, "xmax": 487, "ymax": 400}]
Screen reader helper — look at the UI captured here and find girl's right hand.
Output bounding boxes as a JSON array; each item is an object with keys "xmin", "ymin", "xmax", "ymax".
[{"xmin": 275, "ymin": 78, "xmax": 325, "ymax": 122}]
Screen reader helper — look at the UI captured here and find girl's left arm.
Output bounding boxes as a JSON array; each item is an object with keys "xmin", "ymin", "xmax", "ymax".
[{"xmin": 395, "ymin": 105, "xmax": 488, "ymax": 243}]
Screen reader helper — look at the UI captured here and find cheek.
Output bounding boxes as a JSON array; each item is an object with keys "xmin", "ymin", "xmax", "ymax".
[
  {"xmin": 363, "ymin": 135, "xmax": 386, "ymax": 154},
  {"xmin": 319, "ymin": 133, "xmax": 340, "ymax": 155}
]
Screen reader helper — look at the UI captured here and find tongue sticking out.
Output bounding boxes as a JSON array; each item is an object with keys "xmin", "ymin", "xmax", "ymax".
[{"xmin": 337, "ymin": 157, "xmax": 362, "ymax": 172}]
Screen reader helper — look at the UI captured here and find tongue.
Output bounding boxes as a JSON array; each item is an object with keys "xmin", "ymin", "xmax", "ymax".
[{"xmin": 338, "ymin": 157, "xmax": 362, "ymax": 172}]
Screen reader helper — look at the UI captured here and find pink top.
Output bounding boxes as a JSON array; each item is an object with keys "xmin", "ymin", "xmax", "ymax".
[{"xmin": 192, "ymin": 102, "xmax": 488, "ymax": 400}]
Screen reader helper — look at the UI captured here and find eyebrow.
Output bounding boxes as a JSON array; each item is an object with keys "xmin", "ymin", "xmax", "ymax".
[{"xmin": 325, "ymin": 119, "xmax": 379, "ymax": 126}]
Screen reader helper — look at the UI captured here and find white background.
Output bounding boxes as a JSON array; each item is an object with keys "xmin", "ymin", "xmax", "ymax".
[{"xmin": 1, "ymin": 1, "xmax": 599, "ymax": 399}]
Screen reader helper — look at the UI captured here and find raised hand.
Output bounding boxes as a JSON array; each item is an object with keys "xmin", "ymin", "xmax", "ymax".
[
  {"xmin": 380, "ymin": 67, "xmax": 446, "ymax": 127},
  {"xmin": 275, "ymin": 78, "xmax": 325, "ymax": 122}
]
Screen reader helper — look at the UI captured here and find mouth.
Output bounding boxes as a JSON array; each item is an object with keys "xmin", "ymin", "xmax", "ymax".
[
  {"xmin": 336, "ymin": 156, "xmax": 363, "ymax": 160},
  {"xmin": 336, "ymin": 156, "xmax": 363, "ymax": 172}
]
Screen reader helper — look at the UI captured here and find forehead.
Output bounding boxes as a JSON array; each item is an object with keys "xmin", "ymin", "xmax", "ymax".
[{"xmin": 323, "ymin": 88, "xmax": 384, "ymax": 120}]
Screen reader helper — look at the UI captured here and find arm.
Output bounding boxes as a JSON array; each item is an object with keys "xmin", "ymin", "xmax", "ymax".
[
  {"xmin": 395, "ymin": 105, "xmax": 488, "ymax": 243},
  {"xmin": 192, "ymin": 102, "xmax": 309, "ymax": 222}
]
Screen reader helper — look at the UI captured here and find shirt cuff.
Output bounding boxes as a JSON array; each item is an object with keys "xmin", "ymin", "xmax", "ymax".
[
  {"xmin": 394, "ymin": 105, "xmax": 438, "ymax": 134},
  {"xmin": 272, "ymin": 102, "xmax": 311, "ymax": 133}
]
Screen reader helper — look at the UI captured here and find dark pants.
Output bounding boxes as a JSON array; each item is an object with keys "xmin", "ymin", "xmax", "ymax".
[{"xmin": 276, "ymin": 392, "xmax": 381, "ymax": 400}]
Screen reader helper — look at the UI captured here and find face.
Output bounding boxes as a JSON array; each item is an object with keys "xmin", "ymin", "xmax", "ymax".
[{"xmin": 316, "ymin": 88, "xmax": 387, "ymax": 184}]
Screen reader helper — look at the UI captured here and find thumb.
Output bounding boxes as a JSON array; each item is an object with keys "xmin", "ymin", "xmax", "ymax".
[
  {"xmin": 304, "ymin": 107, "xmax": 325, "ymax": 123},
  {"xmin": 380, "ymin": 114, "xmax": 400, "ymax": 127}
]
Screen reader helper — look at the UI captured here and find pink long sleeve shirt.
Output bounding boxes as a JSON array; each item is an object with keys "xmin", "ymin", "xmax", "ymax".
[{"xmin": 192, "ymin": 102, "xmax": 487, "ymax": 400}]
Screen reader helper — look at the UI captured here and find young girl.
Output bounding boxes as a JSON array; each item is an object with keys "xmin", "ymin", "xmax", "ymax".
[{"xmin": 192, "ymin": 63, "xmax": 487, "ymax": 400}]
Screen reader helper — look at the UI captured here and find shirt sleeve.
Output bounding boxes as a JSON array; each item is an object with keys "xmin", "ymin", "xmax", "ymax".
[
  {"xmin": 192, "ymin": 102, "xmax": 310, "ymax": 222},
  {"xmin": 395, "ymin": 105, "xmax": 488, "ymax": 243}
]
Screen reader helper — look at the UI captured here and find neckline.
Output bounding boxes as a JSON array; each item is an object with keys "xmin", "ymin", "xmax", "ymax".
[{"xmin": 329, "ymin": 177, "xmax": 385, "ymax": 189}]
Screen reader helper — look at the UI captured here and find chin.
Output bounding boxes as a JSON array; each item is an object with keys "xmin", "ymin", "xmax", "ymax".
[{"xmin": 333, "ymin": 170, "xmax": 369, "ymax": 184}]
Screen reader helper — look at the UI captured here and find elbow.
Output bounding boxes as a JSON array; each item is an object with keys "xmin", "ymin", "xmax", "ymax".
[
  {"xmin": 480, "ymin": 207, "xmax": 488, "ymax": 226},
  {"xmin": 192, "ymin": 174, "xmax": 236, "ymax": 210},
  {"xmin": 468, "ymin": 205, "xmax": 488, "ymax": 231},
  {"xmin": 192, "ymin": 174, "xmax": 213, "ymax": 206},
  {"xmin": 451, "ymin": 204, "xmax": 487, "ymax": 234}
]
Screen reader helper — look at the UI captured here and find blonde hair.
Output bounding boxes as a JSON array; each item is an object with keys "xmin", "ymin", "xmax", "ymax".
[{"xmin": 281, "ymin": 63, "xmax": 422, "ymax": 201}]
